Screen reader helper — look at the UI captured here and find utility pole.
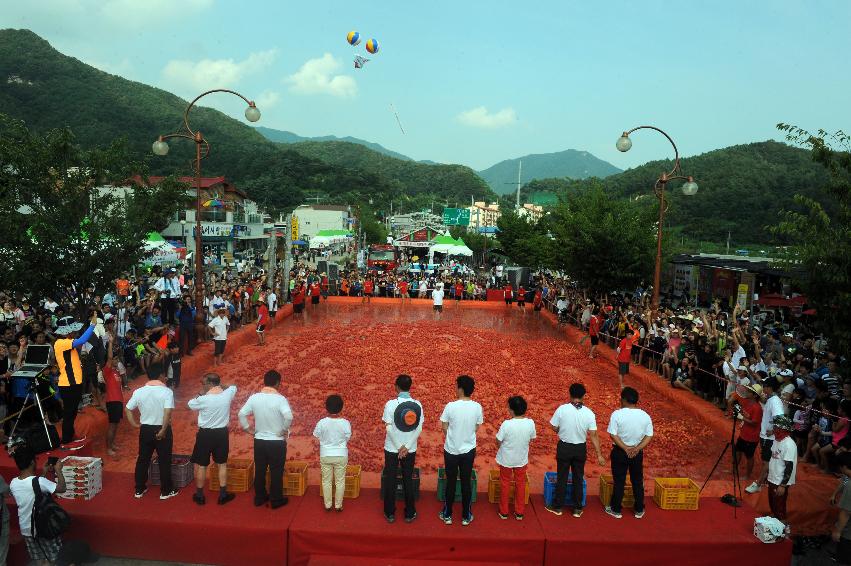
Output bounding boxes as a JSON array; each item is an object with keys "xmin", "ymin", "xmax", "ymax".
[
  {"xmin": 516, "ymin": 160, "xmax": 522, "ymax": 210},
  {"xmin": 726, "ymin": 231, "xmax": 731, "ymax": 255}
]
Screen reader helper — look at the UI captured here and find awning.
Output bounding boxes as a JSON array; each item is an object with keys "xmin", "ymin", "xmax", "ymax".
[{"xmin": 754, "ymin": 294, "xmax": 807, "ymax": 308}]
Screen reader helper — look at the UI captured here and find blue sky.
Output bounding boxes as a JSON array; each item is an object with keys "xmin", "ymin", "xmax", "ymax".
[{"xmin": 4, "ymin": 0, "xmax": 850, "ymax": 170}]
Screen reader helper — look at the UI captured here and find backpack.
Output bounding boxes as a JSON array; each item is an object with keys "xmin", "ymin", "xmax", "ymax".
[{"xmin": 31, "ymin": 477, "xmax": 70, "ymax": 539}]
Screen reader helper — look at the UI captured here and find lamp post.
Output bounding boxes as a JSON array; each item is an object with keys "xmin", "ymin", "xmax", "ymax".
[
  {"xmin": 153, "ymin": 89, "xmax": 260, "ymax": 345},
  {"xmin": 616, "ymin": 126, "xmax": 698, "ymax": 316}
]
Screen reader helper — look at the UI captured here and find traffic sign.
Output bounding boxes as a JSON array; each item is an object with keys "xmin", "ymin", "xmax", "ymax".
[{"xmin": 443, "ymin": 207, "xmax": 470, "ymax": 226}]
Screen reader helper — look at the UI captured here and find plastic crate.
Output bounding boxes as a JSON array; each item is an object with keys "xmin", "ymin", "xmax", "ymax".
[
  {"xmin": 150, "ymin": 454, "xmax": 193, "ymax": 488},
  {"xmin": 265, "ymin": 460, "xmax": 310, "ymax": 496},
  {"xmin": 319, "ymin": 465, "xmax": 361, "ymax": 500},
  {"xmin": 487, "ymin": 469, "xmax": 530, "ymax": 504},
  {"xmin": 209, "ymin": 459, "xmax": 255, "ymax": 493},
  {"xmin": 599, "ymin": 474, "xmax": 634, "ymax": 508},
  {"xmin": 543, "ymin": 472, "xmax": 587, "ymax": 508},
  {"xmin": 380, "ymin": 467, "xmax": 421, "ymax": 501},
  {"xmin": 653, "ymin": 478, "xmax": 699, "ymax": 510},
  {"xmin": 436, "ymin": 467, "xmax": 477, "ymax": 502}
]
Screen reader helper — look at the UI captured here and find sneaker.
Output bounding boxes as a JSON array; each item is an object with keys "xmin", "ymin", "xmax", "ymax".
[
  {"xmin": 604, "ymin": 506, "xmax": 622, "ymax": 519},
  {"xmin": 254, "ymin": 496, "xmax": 269, "ymax": 507},
  {"xmin": 270, "ymin": 498, "xmax": 289, "ymax": 509},
  {"xmin": 404, "ymin": 512, "xmax": 417, "ymax": 523},
  {"xmin": 544, "ymin": 505, "xmax": 563, "ymax": 516},
  {"xmin": 572, "ymin": 508, "xmax": 584, "ymax": 518},
  {"xmin": 462, "ymin": 514, "xmax": 474, "ymax": 526},
  {"xmin": 497, "ymin": 512, "xmax": 509, "ymax": 520},
  {"xmin": 134, "ymin": 488, "xmax": 148, "ymax": 499},
  {"xmin": 634, "ymin": 510, "xmax": 645, "ymax": 519},
  {"xmin": 335, "ymin": 507, "xmax": 343, "ymax": 513},
  {"xmin": 385, "ymin": 514, "xmax": 395, "ymax": 523},
  {"xmin": 159, "ymin": 490, "xmax": 179, "ymax": 500},
  {"xmin": 192, "ymin": 493, "xmax": 206, "ymax": 506},
  {"xmin": 745, "ymin": 481, "xmax": 762, "ymax": 494},
  {"xmin": 514, "ymin": 513, "xmax": 524, "ymax": 521},
  {"xmin": 218, "ymin": 493, "xmax": 235, "ymax": 506},
  {"xmin": 438, "ymin": 511, "xmax": 452, "ymax": 525}
]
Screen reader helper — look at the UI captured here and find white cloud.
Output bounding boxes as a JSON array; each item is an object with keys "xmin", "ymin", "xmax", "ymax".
[
  {"xmin": 162, "ymin": 49, "xmax": 277, "ymax": 93},
  {"xmin": 255, "ymin": 90, "xmax": 281, "ymax": 109},
  {"xmin": 99, "ymin": 0, "xmax": 214, "ymax": 26},
  {"xmin": 457, "ymin": 106, "xmax": 517, "ymax": 129},
  {"xmin": 286, "ymin": 54, "xmax": 357, "ymax": 98}
]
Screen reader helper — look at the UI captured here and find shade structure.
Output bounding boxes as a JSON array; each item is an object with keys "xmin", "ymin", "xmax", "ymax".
[
  {"xmin": 447, "ymin": 244, "xmax": 473, "ymax": 256},
  {"xmin": 142, "ymin": 232, "xmax": 180, "ymax": 265}
]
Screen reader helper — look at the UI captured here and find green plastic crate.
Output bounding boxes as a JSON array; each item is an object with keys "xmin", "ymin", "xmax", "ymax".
[{"xmin": 436, "ymin": 467, "xmax": 478, "ymax": 502}]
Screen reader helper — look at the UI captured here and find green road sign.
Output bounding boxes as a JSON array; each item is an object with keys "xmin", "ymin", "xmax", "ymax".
[{"xmin": 442, "ymin": 207, "xmax": 470, "ymax": 226}]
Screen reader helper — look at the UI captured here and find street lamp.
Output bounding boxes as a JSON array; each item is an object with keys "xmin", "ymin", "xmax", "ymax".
[
  {"xmin": 153, "ymin": 89, "xmax": 260, "ymax": 345},
  {"xmin": 616, "ymin": 126, "xmax": 698, "ymax": 316}
]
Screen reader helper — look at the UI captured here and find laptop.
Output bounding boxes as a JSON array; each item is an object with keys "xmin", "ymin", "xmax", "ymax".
[{"xmin": 12, "ymin": 344, "xmax": 51, "ymax": 378}]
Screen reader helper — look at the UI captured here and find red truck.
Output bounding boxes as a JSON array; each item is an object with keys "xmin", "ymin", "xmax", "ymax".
[{"xmin": 367, "ymin": 244, "xmax": 399, "ymax": 274}]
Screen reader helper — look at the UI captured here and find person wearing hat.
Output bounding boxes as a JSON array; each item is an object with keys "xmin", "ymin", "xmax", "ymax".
[
  {"xmin": 312, "ymin": 394, "xmax": 351, "ymax": 512},
  {"xmin": 382, "ymin": 374, "xmax": 423, "ymax": 523},
  {"xmin": 746, "ymin": 377, "xmax": 785, "ymax": 493},
  {"xmin": 766, "ymin": 414, "xmax": 797, "ymax": 525},
  {"xmin": 54, "ymin": 312, "xmax": 98, "ymax": 445},
  {"xmin": 207, "ymin": 308, "xmax": 230, "ymax": 367},
  {"xmin": 735, "ymin": 384, "xmax": 764, "ymax": 487}
]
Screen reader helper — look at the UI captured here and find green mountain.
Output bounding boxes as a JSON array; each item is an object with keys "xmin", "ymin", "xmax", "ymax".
[
  {"xmin": 479, "ymin": 149, "xmax": 622, "ymax": 194},
  {"xmin": 0, "ymin": 29, "xmax": 495, "ymax": 214},
  {"xmin": 255, "ymin": 126, "xmax": 417, "ymax": 162}
]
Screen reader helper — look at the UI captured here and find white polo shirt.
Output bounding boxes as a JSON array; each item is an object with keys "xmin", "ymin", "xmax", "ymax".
[
  {"xmin": 188, "ymin": 385, "xmax": 237, "ymax": 429},
  {"xmin": 126, "ymin": 381, "xmax": 175, "ymax": 426},
  {"xmin": 312, "ymin": 417, "xmax": 352, "ymax": 458},
  {"xmin": 433, "ymin": 289, "xmax": 444, "ymax": 306},
  {"xmin": 440, "ymin": 399, "xmax": 483, "ymax": 455},
  {"xmin": 607, "ymin": 407, "xmax": 653, "ymax": 447},
  {"xmin": 208, "ymin": 316, "xmax": 229, "ymax": 341},
  {"xmin": 760, "ymin": 395, "xmax": 785, "ymax": 440},
  {"xmin": 495, "ymin": 417, "xmax": 537, "ymax": 468},
  {"xmin": 550, "ymin": 403, "xmax": 597, "ymax": 444},
  {"xmin": 383, "ymin": 396, "xmax": 424, "ymax": 453},
  {"xmin": 238, "ymin": 391, "xmax": 293, "ymax": 441}
]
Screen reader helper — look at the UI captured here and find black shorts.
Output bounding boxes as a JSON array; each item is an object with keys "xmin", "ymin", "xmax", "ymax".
[
  {"xmin": 191, "ymin": 427, "xmax": 229, "ymax": 466},
  {"xmin": 433, "ymin": 305, "xmax": 443, "ymax": 312},
  {"xmin": 534, "ymin": 304, "xmax": 542, "ymax": 311},
  {"xmin": 269, "ymin": 311, "xmax": 277, "ymax": 319},
  {"xmin": 590, "ymin": 336, "xmax": 599, "ymax": 345},
  {"xmin": 735, "ymin": 437, "xmax": 757, "ymax": 458},
  {"xmin": 760, "ymin": 438, "xmax": 773, "ymax": 462},
  {"xmin": 311, "ymin": 296, "xmax": 320, "ymax": 304},
  {"xmin": 106, "ymin": 401, "xmax": 123, "ymax": 424},
  {"xmin": 256, "ymin": 324, "xmax": 265, "ymax": 333},
  {"xmin": 618, "ymin": 362, "xmax": 630, "ymax": 375},
  {"xmin": 505, "ymin": 298, "xmax": 513, "ymax": 304},
  {"xmin": 214, "ymin": 340, "xmax": 226, "ymax": 355},
  {"xmin": 294, "ymin": 303, "xmax": 305, "ymax": 313},
  {"xmin": 517, "ymin": 300, "xmax": 525, "ymax": 307}
]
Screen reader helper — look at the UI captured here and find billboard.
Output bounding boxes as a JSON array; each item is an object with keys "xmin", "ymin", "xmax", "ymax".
[
  {"xmin": 291, "ymin": 216, "xmax": 299, "ymax": 241},
  {"xmin": 443, "ymin": 208, "xmax": 471, "ymax": 226}
]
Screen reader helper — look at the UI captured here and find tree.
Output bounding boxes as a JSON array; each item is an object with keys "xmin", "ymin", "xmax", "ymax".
[
  {"xmin": 774, "ymin": 124, "xmax": 851, "ymax": 359},
  {"xmin": 548, "ymin": 181, "xmax": 657, "ymax": 293},
  {"xmin": 0, "ymin": 115, "xmax": 185, "ymax": 314},
  {"xmin": 495, "ymin": 210, "xmax": 555, "ymax": 268}
]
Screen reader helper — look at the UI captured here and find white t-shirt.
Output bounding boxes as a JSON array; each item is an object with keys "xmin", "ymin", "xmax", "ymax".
[
  {"xmin": 440, "ymin": 399, "xmax": 483, "ymax": 455},
  {"xmin": 767, "ymin": 436, "xmax": 797, "ymax": 486},
  {"xmin": 550, "ymin": 403, "xmax": 597, "ymax": 444},
  {"xmin": 607, "ymin": 407, "xmax": 654, "ymax": 447},
  {"xmin": 312, "ymin": 417, "xmax": 352, "ymax": 458},
  {"xmin": 267, "ymin": 292, "xmax": 277, "ymax": 311},
  {"xmin": 10, "ymin": 476, "xmax": 56, "ymax": 537},
  {"xmin": 126, "ymin": 382, "xmax": 175, "ymax": 426},
  {"xmin": 433, "ymin": 289, "xmax": 444, "ymax": 306},
  {"xmin": 208, "ymin": 316, "xmax": 229, "ymax": 341},
  {"xmin": 238, "ymin": 392, "xmax": 293, "ymax": 441},
  {"xmin": 495, "ymin": 418, "xmax": 537, "ymax": 468},
  {"xmin": 760, "ymin": 395, "xmax": 785, "ymax": 440},
  {"xmin": 383, "ymin": 396, "xmax": 424, "ymax": 453},
  {"xmin": 731, "ymin": 346, "xmax": 747, "ymax": 369},
  {"xmin": 187, "ymin": 386, "xmax": 237, "ymax": 429}
]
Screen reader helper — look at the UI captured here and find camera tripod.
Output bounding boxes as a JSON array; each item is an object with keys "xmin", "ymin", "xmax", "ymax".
[
  {"xmin": 7, "ymin": 373, "xmax": 56, "ymax": 452},
  {"xmin": 701, "ymin": 405, "xmax": 744, "ymax": 517}
]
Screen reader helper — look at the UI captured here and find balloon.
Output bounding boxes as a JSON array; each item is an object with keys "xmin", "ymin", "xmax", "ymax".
[
  {"xmin": 347, "ymin": 31, "xmax": 361, "ymax": 46},
  {"xmin": 365, "ymin": 38, "xmax": 379, "ymax": 54}
]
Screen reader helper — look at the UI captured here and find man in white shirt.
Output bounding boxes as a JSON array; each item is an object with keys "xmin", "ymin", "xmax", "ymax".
[
  {"xmin": 267, "ymin": 289, "xmax": 278, "ymax": 323},
  {"xmin": 439, "ymin": 375, "xmax": 483, "ymax": 526},
  {"xmin": 188, "ymin": 372, "xmax": 238, "ymax": 506},
  {"xmin": 766, "ymin": 415, "xmax": 796, "ymax": 526},
  {"xmin": 546, "ymin": 383, "xmax": 606, "ymax": 518},
  {"xmin": 239, "ymin": 370, "xmax": 293, "ymax": 509},
  {"xmin": 606, "ymin": 387, "xmax": 653, "ymax": 519},
  {"xmin": 207, "ymin": 308, "xmax": 229, "ymax": 366},
  {"xmin": 746, "ymin": 377, "xmax": 786, "ymax": 494},
  {"xmin": 381, "ymin": 374, "xmax": 424, "ymax": 523},
  {"xmin": 432, "ymin": 283, "xmax": 444, "ymax": 314},
  {"xmin": 125, "ymin": 358, "xmax": 178, "ymax": 500},
  {"xmin": 154, "ymin": 269, "xmax": 181, "ymax": 325},
  {"xmin": 208, "ymin": 290, "xmax": 227, "ymax": 317}
]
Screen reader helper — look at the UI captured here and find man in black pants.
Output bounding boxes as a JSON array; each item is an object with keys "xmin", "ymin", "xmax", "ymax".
[
  {"xmin": 238, "ymin": 370, "xmax": 293, "ymax": 508},
  {"xmin": 546, "ymin": 383, "xmax": 606, "ymax": 518},
  {"xmin": 155, "ymin": 269, "xmax": 181, "ymax": 325},
  {"xmin": 177, "ymin": 296, "xmax": 196, "ymax": 356},
  {"xmin": 53, "ymin": 313, "xmax": 97, "ymax": 445},
  {"xmin": 381, "ymin": 374, "xmax": 424, "ymax": 523},
  {"xmin": 605, "ymin": 387, "xmax": 654, "ymax": 519},
  {"xmin": 439, "ymin": 375, "xmax": 483, "ymax": 526},
  {"xmin": 124, "ymin": 358, "xmax": 178, "ymax": 500}
]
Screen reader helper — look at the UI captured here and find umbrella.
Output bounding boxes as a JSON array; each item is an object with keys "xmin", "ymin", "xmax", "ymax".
[{"xmin": 203, "ymin": 198, "xmax": 224, "ymax": 208}]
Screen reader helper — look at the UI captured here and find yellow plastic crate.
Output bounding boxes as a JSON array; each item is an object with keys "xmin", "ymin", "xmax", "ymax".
[
  {"xmin": 267, "ymin": 460, "xmax": 309, "ymax": 496},
  {"xmin": 208, "ymin": 459, "xmax": 255, "ymax": 493},
  {"xmin": 653, "ymin": 478, "xmax": 699, "ymax": 510},
  {"xmin": 599, "ymin": 474, "xmax": 634, "ymax": 508},
  {"xmin": 318, "ymin": 464, "xmax": 361, "ymax": 499},
  {"xmin": 487, "ymin": 469, "xmax": 530, "ymax": 504}
]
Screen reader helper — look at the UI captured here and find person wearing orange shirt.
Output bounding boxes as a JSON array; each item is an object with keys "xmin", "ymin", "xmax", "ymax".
[
  {"xmin": 454, "ymin": 281, "xmax": 464, "ymax": 304},
  {"xmin": 363, "ymin": 278, "xmax": 374, "ymax": 304},
  {"xmin": 398, "ymin": 278, "xmax": 409, "ymax": 303},
  {"xmin": 517, "ymin": 286, "xmax": 526, "ymax": 309},
  {"xmin": 616, "ymin": 329, "xmax": 640, "ymax": 390},
  {"xmin": 503, "ymin": 283, "xmax": 513, "ymax": 306},
  {"xmin": 115, "ymin": 275, "xmax": 130, "ymax": 300},
  {"xmin": 54, "ymin": 313, "xmax": 98, "ymax": 445}
]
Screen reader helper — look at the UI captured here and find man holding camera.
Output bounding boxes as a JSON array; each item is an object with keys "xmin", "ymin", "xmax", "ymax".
[{"xmin": 154, "ymin": 269, "xmax": 181, "ymax": 325}]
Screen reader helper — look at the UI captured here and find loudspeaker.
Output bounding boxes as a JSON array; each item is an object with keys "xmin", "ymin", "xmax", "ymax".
[
  {"xmin": 327, "ymin": 263, "xmax": 339, "ymax": 280},
  {"xmin": 317, "ymin": 260, "xmax": 329, "ymax": 275},
  {"xmin": 18, "ymin": 423, "xmax": 60, "ymax": 454},
  {"xmin": 505, "ymin": 267, "xmax": 530, "ymax": 289}
]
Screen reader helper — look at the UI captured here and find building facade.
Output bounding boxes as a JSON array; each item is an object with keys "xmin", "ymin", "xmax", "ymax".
[{"xmin": 291, "ymin": 204, "xmax": 352, "ymax": 241}]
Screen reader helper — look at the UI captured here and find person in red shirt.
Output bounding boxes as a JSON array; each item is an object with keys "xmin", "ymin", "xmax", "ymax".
[
  {"xmin": 616, "ymin": 334, "xmax": 634, "ymax": 390},
  {"xmin": 454, "ymin": 280, "xmax": 464, "ymax": 303},
  {"xmin": 256, "ymin": 301, "xmax": 269, "ymax": 346},
  {"xmin": 503, "ymin": 283, "xmax": 513, "ymax": 306},
  {"xmin": 293, "ymin": 284, "xmax": 306, "ymax": 315},
  {"xmin": 398, "ymin": 278, "xmax": 409, "ymax": 302},
  {"xmin": 320, "ymin": 273, "xmax": 329, "ymax": 300},
  {"xmin": 103, "ymin": 334, "xmax": 124, "ymax": 456},
  {"xmin": 309, "ymin": 281, "xmax": 321, "ymax": 306},
  {"xmin": 533, "ymin": 288, "xmax": 543, "ymax": 312},
  {"xmin": 580, "ymin": 309, "xmax": 601, "ymax": 359},
  {"xmin": 363, "ymin": 278, "xmax": 374, "ymax": 304},
  {"xmin": 517, "ymin": 286, "xmax": 526, "ymax": 309},
  {"xmin": 735, "ymin": 384, "xmax": 764, "ymax": 485}
]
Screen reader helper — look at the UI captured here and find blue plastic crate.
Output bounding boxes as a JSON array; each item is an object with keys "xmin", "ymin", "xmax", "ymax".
[{"xmin": 543, "ymin": 471, "xmax": 587, "ymax": 508}]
